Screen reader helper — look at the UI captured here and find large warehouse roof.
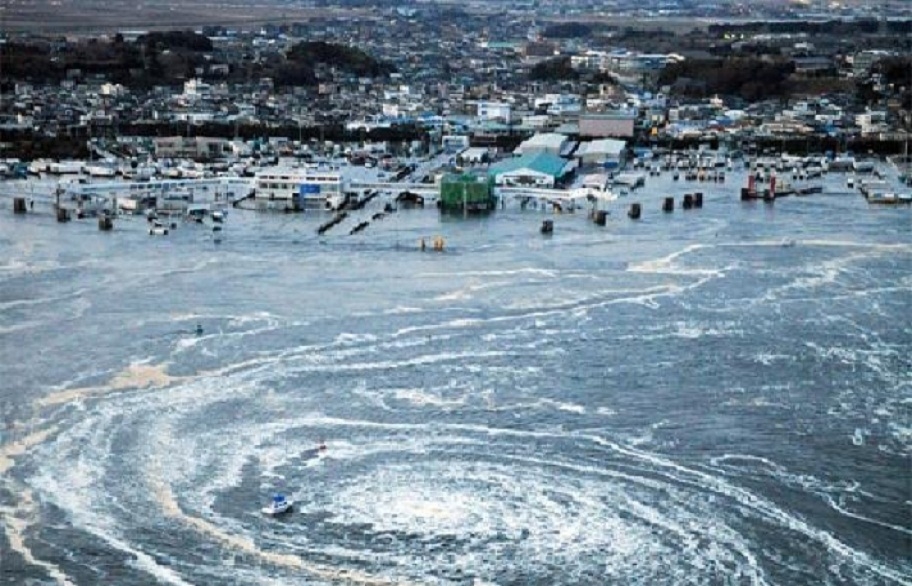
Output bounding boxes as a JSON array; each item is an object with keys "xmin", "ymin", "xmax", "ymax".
[{"xmin": 488, "ymin": 153, "xmax": 570, "ymax": 178}]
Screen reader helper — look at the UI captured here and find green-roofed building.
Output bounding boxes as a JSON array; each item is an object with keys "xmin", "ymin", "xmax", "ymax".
[
  {"xmin": 487, "ymin": 153, "xmax": 574, "ymax": 188},
  {"xmin": 439, "ymin": 173, "xmax": 497, "ymax": 213}
]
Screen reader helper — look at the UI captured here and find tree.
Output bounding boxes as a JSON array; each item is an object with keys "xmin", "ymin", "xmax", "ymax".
[
  {"xmin": 542, "ymin": 22, "xmax": 592, "ymax": 39},
  {"xmin": 529, "ymin": 56, "xmax": 578, "ymax": 82},
  {"xmin": 286, "ymin": 41, "xmax": 395, "ymax": 79},
  {"xmin": 659, "ymin": 57, "xmax": 795, "ymax": 102}
]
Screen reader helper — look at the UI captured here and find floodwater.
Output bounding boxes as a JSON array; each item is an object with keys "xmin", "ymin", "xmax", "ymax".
[{"xmin": 1, "ymin": 166, "xmax": 910, "ymax": 585}]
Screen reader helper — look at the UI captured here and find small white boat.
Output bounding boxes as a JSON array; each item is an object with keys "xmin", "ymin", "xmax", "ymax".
[
  {"xmin": 261, "ymin": 493, "xmax": 293, "ymax": 516},
  {"xmin": 149, "ymin": 221, "xmax": 169, "ymax": 236}
]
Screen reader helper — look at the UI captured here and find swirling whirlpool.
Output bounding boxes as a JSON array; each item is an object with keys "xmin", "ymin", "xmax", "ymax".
[
  {"xmin": 14, "ymin": 319, "xmax": 906, "ymax": 586},
  {"xmin": 2, "ymin": 205, "xmax": 910, "ymax": 584}
]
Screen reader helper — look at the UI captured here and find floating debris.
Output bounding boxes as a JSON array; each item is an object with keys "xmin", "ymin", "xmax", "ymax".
[
  {"xmin": 349, "ymin": 221, "xmax": 370, "ymax": 235},
  {"xmin": 317, "ymin": 212, "xmax": 348, "ymax": 235}
]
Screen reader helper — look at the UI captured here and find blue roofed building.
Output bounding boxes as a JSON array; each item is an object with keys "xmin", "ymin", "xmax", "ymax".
[{"xmin": 487, "ymin": 153, "xmax": 575, "ymax": 188}]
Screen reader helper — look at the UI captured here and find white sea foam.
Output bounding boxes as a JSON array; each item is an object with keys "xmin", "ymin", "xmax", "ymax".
[
  {"xmin": 715, "ymin": 453, "xmax": 912, "ymax": 538},
  {"xmin": 534, "ymin": 398, "xmax": 586, "ymax": 414},
  {"xmin": 433, "ymin": 287, "xmax": 474, "ymax": 301},
  {"xmin": 0, "ymin": 322, "xmax": 42, "ymax": 335},
  {"xmin": 587, "ymin": 434, "xmax": 912, "ymax": 584},
  {"xmin": 628, "ymin": 243, "xmax": 725, "ymax": 278},
  {"xmin": 0, "ymin": 457, "xmax": 75, "ymax": 585},
  {"xmin": 6, "ymin": 273, "xmax": 907, "ymax": 586},
  {"xmin": 15, "ymin": 378, "xmax": 910, "ymax": 585},
  {"xmin": 389, "ymin": 387, "xmax": 468, "ymax": 409},
  {"xmin": 22, "ymin": 420, "xmax": 195, "ymax": 586},
  {"xmin": 382, "ymin": 305, "xmax": 423, "ymax": 315},
  {"xmin": 333, "ymin": 332, "xmax": 379, "ymax": 345},
  {"xmin": 418, "ymin": 268, "xmax": 559, "ymax": 279},
  {"xmin": 752, "ymin": 352, "xmax": 793, "ymax": 366},
  {"xmin": 0, "ymin": 287, "xmax": 90, "ymax": 311}
]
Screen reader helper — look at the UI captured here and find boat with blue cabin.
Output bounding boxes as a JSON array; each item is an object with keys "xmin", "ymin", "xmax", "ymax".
[{"xmin": 261, "ymin": 493, "xmax": 293, "ymax": 516}]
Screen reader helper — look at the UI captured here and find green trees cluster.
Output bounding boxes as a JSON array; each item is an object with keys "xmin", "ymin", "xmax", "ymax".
[
  {"xmin": 659, "ymin": 57, "xmax": 795, "ymax": 102},
  {"xmin": 529, "ymin": 56, "xmax": 579, "ymax": 81},
  {"xmin": 0, "ymin": 32, "xmax": 212, "ymax": 87},
  {"xmin": 1, "ymin": 43, "xmax": 59, "ymax": 83},
  {"xmin": 138, "ymin": 31, "xmax": 213, "ymax": 53},
  {"xmin": 0, "ymin": 130, "xmax": 90, "ymax": 160},
  {"xmin": 287, "ymin": 41, "xmax": 394, "ymax": 77},
  {"xmin": 542, "ymin": 22, "xmax": 593, "ymax": 39},
  {"xmin": 875, "ymin": 56, "xmax": 912, "ymax": 88},
  {"xmin": 274, "ymin": 41, "xmax": 395, "ymax": 87},
  {"xmin": 0, "ymin": 33, "xmax": 393, "ymax": 90},
  {"xmin": 709, "ymin": 19, "xmax": 911, "ymax": 37},
  {"xmin": 860, "ymin": 56, "xmax": 912, "ymax": 109}
]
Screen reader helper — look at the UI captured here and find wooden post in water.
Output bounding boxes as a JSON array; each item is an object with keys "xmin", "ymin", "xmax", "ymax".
[{"xmin": 13, "ymin": 197, "xmax": 27, "ymax": 214}]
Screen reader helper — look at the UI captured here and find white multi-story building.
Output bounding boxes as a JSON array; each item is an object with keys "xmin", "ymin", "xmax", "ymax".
[
  {"xmin": 852, "ymin": 50, "xmax": 893, "ymax": 77},
  {"xmin": 253, "ymin": 166, "xmax": 346, "ymax": 211},
  {"xmin": 856, "ymin": 111, "xmax": 888, "ymax": 135},
  {"xmin": 603, "ymin": 51, "xmax": 678, "ymax": 79},
  {"xmin": 182, "ymin": 78, "xmax": 212, "ymax": 99},
  {"xmin": 100, "ymin": 83, "xmax": 127, "ymax": 97},
  {"xmin": 476, "ymin": 101, "xmax": 512, "ymax": 122},
  {"xmin": 442, "ymin": 134, "xmax": 471, "ymax": 154},
  {"xmin": 534, "ymin": 94, "xmax": 581, "ymax": 116},
  {"xmin": 571, "ymin": 50, "xmax": 607, "ymax": 71}
]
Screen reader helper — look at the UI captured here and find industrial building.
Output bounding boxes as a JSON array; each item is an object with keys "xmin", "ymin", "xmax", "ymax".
[
  {"xmin": 515, "ymin": 132, "xmax": 575, "ymax": 157},
  {"xmin": 487, "ymin": 152, "xmax": 575, "ymax": 188},
  {"xmin": 575, "ymin": 138, "xmax": 627, "ymax": 169},
  {"xmin": 439, "ymin": 173, "xmax": 497, "ymax": 212},
  {"xmin": 578, "ymin": 114, "xmax": 636, "ymax": 138}
]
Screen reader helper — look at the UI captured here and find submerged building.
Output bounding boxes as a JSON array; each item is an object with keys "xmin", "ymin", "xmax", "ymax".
[
  {"xmin": 487, "ymin": 152, "xmax": 574, "ymax": 188},
  {"xmin": 253, "ymin": 166, "xmax": 346, "ymax": 211},
  {"xmin": 439, "ymin": 173, "xmax": 497, "ymax": 213}
]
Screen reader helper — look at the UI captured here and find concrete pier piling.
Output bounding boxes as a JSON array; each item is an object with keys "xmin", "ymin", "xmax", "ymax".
[
  {"xmin": 594, "ymin": 210, "xmax": 608, "ymax": 226},
  {"xmin": 694, "ymin": 192, "xmax": 703, "ymax": 208},
  {"xmin": 13, "ymin": 197, "xmax": 27, "ymax": 214},
  {"xmin": 683, "ymin": 194, "xmax": 694, "ymax": 209},
  {"xmin": 628, "ymin": 203, "xmax": 641, "ymax": 219},
  {"xmin": 663, "ymin": 197, "xmax": 674, "ymax": 213}
]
